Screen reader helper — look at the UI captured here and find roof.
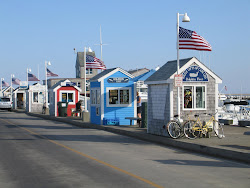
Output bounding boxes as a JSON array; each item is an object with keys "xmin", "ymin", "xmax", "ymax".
[
  {"xmin": 146, "ymin": 57, "xmax": 192, "ymax": 82},
  {"xmin": 50, "ymin": 79, "xmax": 82, "ymax": 92},
  {"xmin": 145, "ymin": 57, "xmax": 222, "ymax": 84},
  {"xmin": 90, "ymin": 67, "xmax": 134, "ymax": 82},
  {"xmin": 128, "ymin": 68, "xmax": 150, "ymax": 77},
  {"xmin": 133, "ymin": 69, "xmax": 156, "ymax": 82},
  {"xmin": 90, "ymin": 68, "xmax": 116, "ymax": 81}
]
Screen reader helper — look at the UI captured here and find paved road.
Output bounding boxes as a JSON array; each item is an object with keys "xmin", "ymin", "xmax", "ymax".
[{"xmin": 0, "ymin": 111, "xmax": 249, "ymax": 188}]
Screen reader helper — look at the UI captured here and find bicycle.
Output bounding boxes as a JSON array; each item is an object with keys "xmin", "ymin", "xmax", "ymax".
[
  {"xmin": 164, "ymin": 114, "xmax": 194, "ymax": 139},
  {"xmin": 183, "ymin": 112, "xmax": 224, "ymax": 139}
]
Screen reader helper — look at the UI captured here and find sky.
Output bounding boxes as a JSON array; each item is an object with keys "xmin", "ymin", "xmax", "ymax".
[{"xmin": 0, "ymin": 0, "xmax": 249, "ymax": 94}]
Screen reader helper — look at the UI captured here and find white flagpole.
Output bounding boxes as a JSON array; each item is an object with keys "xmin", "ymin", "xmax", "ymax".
[{"xmin": 84, "ymin": 47, "xmax": 87, "ymax": 112}]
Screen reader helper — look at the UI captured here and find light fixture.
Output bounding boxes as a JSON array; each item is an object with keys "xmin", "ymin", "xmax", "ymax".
[{"xmin": 182, "ymin": 13, "xmax": 190, "ymax": 22}]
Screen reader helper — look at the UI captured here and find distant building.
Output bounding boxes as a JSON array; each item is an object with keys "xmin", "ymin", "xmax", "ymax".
[
  {"xmin": 75, "ymin": 51, "xmax": 99, "ymax": 79},
  {"xmin": 44, "ymin": 50, "xmax": 101, "ymax": 97},
  {"xmin": 128, "ymin": 68, "xmax": 150, "ymax": 77}
]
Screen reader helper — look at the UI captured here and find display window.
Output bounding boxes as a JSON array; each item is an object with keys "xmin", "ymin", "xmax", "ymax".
[
  {"xmin": 107, "ymin": 87, "xmax": 131, "ymax": 107},
  {"xmin": 59, "ymin": 90, "xmax": 75, "ymax": 104},
  {"xmin": 32, "ymin": 92, "xmax": 44, "ymax": 104},
  {"xmin": 183, "ymin": 86, "xmax": 206, "ymax": 110}
]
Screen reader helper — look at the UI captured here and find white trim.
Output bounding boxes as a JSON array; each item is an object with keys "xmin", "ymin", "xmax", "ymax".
[
  {"xmin": 182, "ymin": 84, "xmax": 207, "ymax": 111},
  {"xmin": 55, "ymin": 91, "xmax": 57, "ymax": 117},
  {"xmin": 106, "ymin": 87, "xmax": 132, "ymax": 107},
  {"xmin": 134, "ymin": 83, "xmax": 137, "ymax": 124},
  {"xmin": 169, "ymin": 84, "xmax": 174, "ymax": 120},
  {"xmin": 215, "ymin": 83, "xmax": 219, "ymax": 121},
  {"xmin": 101, "ymin": 80, "xmax": 104, "ymax": 124},
  {"xmin": 59, "ymin": 90, "xmax": 76, "ymax": 105},
  {"xmin": 96, "ymin": 68, "xmax": 135, "ymax": 82}
]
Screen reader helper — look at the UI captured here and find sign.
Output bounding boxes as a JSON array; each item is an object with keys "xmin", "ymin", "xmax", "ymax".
[
  {"xmin": 107, "ymin": 77, "xmax": 129, "ymax": 83},
  {"xmin": 182, "ymin": 65, "xmax": 208, "ymax": 82},
  {"xmin": 61, "ymin": 82, "xmax": 76, "ymax": 86},
  {"xmin": 20, "ymin": 81, "xmax": 28, "ymax": 89},
  {"xmin": 174, "ymin": 74, "xmax": 183, "ymax": 87}
]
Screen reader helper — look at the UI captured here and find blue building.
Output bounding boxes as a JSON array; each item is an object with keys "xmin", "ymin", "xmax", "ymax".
[{"xmin": 89, "ymin": 68, "xmax": 137, "ymax": 125}]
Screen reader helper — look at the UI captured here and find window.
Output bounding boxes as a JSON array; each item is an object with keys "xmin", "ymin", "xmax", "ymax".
[
  {"xmin": 109, "ymin": 90, "xmax": 118, "ymax": 104},
  {"xmin": 32, "ymin": 92, "xmax": 44, "ymax": 104},
  {"xmin": 86, "ymin": 68, "xmax": 93, "ymax": 74},
  {"xmin": 183, "ymin": 86, "xmax": 206, "ymax": 110},
  {"xmin": 107, "ymin": 87, "xmax": 131, "ymax": 107},
  {"xmin": 91, "ymin": 89, "xmax": 100, "ymax": 105},
  {"xmin": 120, "ymin": 89, "xmax": 129, "ymax": 104},
  {"xmin": 60, "ymin": 91, "xmax": 75, "ymax": 104}
]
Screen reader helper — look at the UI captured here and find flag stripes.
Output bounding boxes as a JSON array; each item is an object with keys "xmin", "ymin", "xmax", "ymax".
[{"xmin": 179, "ymin": 27, "xmax": 212, "ymax": 51}]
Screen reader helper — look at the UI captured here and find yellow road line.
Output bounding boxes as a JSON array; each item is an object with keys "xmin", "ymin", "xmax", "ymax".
[{"xmin": 0, "ymin": 118, "xmax": 163, "ymax": 188}]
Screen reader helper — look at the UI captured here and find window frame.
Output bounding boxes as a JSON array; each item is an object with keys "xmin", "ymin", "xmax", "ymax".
[
  {"xmin": 182, "ymin": 85, "xmax": 207, "ymax": 111},
  {"xmin": 90, "ymin": 88, "xmax": 100, "ymax": 106},
  {"xmin": 59, "ymin": 90, "xmax": 76, "ymax": 105},
  {"xmin": 106, "ymin": 87, "xmax": 132, "ymax": 107},
  {"xmin": 32, "ymin": 91, "xmax": 44, "ymax": 104}
]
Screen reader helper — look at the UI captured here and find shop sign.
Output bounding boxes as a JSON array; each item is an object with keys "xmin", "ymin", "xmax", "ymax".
[
  {"xmin": 174, "ymin": 74, "xmax": 183, "ymax": 87},
  {"xmin": 107, "ymin": 77, "xmax": 129, "ymax": 83},
  {"xmin": 182, "ymin": 66, "xmax": 208, "ymax": 82}
]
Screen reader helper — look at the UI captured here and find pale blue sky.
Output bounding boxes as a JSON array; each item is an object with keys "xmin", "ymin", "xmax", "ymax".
[{"xmin": 0, "ymin": 0, "xmax": 249, "ymax": 94}]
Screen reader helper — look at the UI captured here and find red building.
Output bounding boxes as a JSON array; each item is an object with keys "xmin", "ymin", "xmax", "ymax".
[{"xmin": 49, "ymin": 79, "xmax": 82, "ymax": 117}]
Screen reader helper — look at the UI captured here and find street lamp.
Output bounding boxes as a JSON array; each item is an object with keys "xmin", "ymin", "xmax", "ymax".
[
  {"xmin": 1, "ymin": 78, "xmax": 4, "ymax": 97},
  {"xmin": 45, "ymin": 61, "xmax": 51, "ymax": 109},
  {"xmin": 11, "ymin": 74, "xmax": 15, "ymax": 104},
  {"xmin": 176, "ymin": 12, "xmax": 190, "ymax": 118}
]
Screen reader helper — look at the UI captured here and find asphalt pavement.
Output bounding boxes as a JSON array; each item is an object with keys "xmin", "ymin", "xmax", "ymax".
[{"xmin": 14, "ymin": 110, "xmax": 250, "ymax": 164}]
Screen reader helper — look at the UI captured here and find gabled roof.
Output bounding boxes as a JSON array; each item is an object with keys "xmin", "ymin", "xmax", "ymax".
[
  {"xmin": 133, "ymin": 69, "xmax": 156, "ymax": 82},
  {"xmin": 146, "ymin": 57, "xmax": 192, "ymax": 82},
  {"xmin": 90, "ymin": 67, "xmax": 135, "ymax": 82},
  {"xmin": 50, "ymin": 79, "xmax": 82, "ymax": 92},
  {"xmin": 145, "ymin": 57, "xmax": 222, "ymax": 84}
]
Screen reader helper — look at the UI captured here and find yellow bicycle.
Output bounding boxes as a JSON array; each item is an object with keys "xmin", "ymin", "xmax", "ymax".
[{"xmin": 183, "ymin": 112, "xmax": 224, "ymax": 139}]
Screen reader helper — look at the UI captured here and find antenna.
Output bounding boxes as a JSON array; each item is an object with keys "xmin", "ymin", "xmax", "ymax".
[{"xmin": 95, "ymin": 25, "xmax": 108, "ymax": 61}]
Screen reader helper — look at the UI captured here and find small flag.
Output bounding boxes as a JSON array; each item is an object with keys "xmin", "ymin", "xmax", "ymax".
[
  {"xmin": 86, "ymin": 55, "xmax": 106, "ymax": 70},
  {"xmin": 2, "ymin": 80, "xmax": 10, "ymax": 87},
  {"xmin": 28, "ymin": 73, "xmax": 40, "ymax": 81},
  {"xmin": 12, "ymin": 77, "xmax": 21, "ymax": 85},
  {"xmin": 47, "ymin": 68, "xmax": 58, "ymax": 77},
  {"xmin": 179, "ymin": 27, "xmax": 212, "ymax": 51},
  {"xmin": 225, "ymin": 86, "xmax": 227, "ymax": 91}
]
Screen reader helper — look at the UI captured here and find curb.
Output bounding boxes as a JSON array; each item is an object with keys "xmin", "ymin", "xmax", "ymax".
[{"xmin": 15, "ymin": 110, "xmax": 250, "ymax": 164}]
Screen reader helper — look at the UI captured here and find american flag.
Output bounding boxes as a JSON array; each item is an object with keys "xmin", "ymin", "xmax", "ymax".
[
  {"xmin": 86, "ymin": 55, "xmax": 106, "ymax": 70},
  {"xmin": 12, "ymin": 77, "xmax": 21, "ymax": 85},
  {"xmin": 47, "ymin": 68, "xmax": 58, "ymax": 77},
  {"xmin": 28, "ymin": 73, "xmax": 40, "ymax": 81},
  {"xmin": 2, "ymin": 80, "xmax": 10, "ymax": 87},
  {"xmin": 179, "ymin": 27, "xmax": 212, "ymax": 51}
]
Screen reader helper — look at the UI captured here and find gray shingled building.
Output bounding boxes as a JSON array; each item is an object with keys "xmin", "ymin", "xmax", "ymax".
[{"xmin": 145, "ymin": 57, "xmax": 222, "ymax": 137}]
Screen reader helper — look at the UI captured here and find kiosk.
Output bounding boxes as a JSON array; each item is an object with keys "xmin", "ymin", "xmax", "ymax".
[
  {"xmin": 26, "ymin": 83, "xmax": 46, "ymax": 113},
  {"xmin": 90, "ymin": 68, "xmax": 137, "ymax": 125},
  {"xmin": 49, "ymin": 79, "xmax": 81, "ymax": 117},
  {"xmin": 145, "ymin": 57, "xmax": 222, "ymax": 136}
]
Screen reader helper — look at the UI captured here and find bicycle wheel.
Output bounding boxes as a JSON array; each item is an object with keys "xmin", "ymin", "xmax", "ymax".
[
  {"xmin": 183, "ymin": 120, "xmax": 200, "ymax": 139},
  {"xmin": 167, "ymin": 120, "xmax": 181, "ymax": 139},
  {"xmin": 214, "ymin": 122, "xmax": 225, "ymax": 139}
]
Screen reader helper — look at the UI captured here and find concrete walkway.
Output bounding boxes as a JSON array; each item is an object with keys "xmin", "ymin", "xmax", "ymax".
[{"xmin": 14, "ymin": 110, "xmax": 250, "ymax": 164}]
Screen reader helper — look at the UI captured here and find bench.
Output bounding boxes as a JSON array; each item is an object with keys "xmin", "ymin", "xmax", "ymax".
[
  {"xmin": 71, "ymin": 108, "xmax": 82, "ymax": 117},
  {"xmin": 125, "ymin": 117, "xmax": 141, "ymax": 126}
]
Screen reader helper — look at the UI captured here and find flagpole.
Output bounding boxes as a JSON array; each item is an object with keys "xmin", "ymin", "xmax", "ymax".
[
  {"xmin": 45, "ymin": 61, "xmax": 47, "ymax": 108},
  {"xmin": 176, "ymin": 12, "xmax": 190, "ymax": 119},
  {"xmin": 1, "ymin": 78, "xmax": 3, "ymax": 96},
  {"xmin": 84, "ymin": 47, "xmax": 87, "ymax": 112},
  {"xmin": 176, "ymin": 12, "xmax": 181, "ymax": 119},
  {"xmin": 11, "ymin": 74, "xmax": 14, "ymax": 104}
]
